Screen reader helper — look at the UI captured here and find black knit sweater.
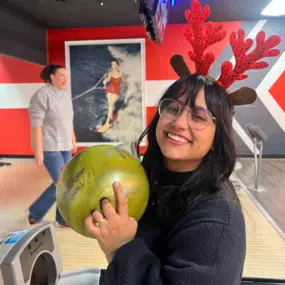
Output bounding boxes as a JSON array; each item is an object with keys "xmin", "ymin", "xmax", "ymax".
[{"xmin": 100, "ymin": 168, "xmax": 246, "ymax": 285}]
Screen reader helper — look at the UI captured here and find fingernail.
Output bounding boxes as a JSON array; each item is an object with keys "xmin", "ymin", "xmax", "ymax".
[
  {"xmin": 113, "ymin": 181, "xmax": 120, "ymax": 187},
  {"xmin": 90, "ymin": 210, "xmax": 95, "ymax": 215}
]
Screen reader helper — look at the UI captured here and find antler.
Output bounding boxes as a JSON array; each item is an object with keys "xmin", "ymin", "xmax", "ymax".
[
  {"xmin": 170, "ymin": 54, "xmax": 191, "ymax": 77},
  {"xmin": 217, "ymin": 29, "xmax": 281, "ymax": 89},
  {"xmin": 184, "ymin": 0, "xmax": 227, "ymax": 75},
  {"xmin": 169, "ymin": 0, "xmax": 281, "ymax": 107},
  {"xmin": 169, "ymin": 54, "xmax": 258, "ymax": 106}
]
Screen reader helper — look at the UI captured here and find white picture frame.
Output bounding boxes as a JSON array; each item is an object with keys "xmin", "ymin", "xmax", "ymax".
[{"xmin": 65, "ymin": 38, "xmax": 146, "ymax": 147}]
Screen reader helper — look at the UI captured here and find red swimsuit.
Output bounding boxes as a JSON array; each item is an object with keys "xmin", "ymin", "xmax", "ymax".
[{"xmin": 106, "ymin": 77, "xmax": 122, "ymax": 96}]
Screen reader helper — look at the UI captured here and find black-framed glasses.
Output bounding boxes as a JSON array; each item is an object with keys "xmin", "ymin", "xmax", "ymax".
[{"xmin": 158, "ymin": 98, "xmax": 216, "ymax": 131}]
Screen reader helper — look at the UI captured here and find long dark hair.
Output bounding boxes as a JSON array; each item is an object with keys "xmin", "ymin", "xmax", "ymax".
[
  {"xmin": 137, "ymin": 74, "xmax": 238, "ymax": 221},
  {"xmin": 40, "ymin": 64, "xmax": 63, "ymax": 83}
]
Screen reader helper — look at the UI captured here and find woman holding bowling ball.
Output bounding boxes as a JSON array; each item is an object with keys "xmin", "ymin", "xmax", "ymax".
[
  {"xmin": 85, "ymin": 74, "xmax": 246, "ymax": 285},
  {"xmin": 28, "ymin": 64, "xmax": 77, "ymax": 227}
]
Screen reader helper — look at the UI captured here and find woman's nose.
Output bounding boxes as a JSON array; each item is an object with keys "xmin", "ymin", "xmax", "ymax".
[{"xmin": 171, "ymin": 108, "xmax": 189, "ymax": 129}]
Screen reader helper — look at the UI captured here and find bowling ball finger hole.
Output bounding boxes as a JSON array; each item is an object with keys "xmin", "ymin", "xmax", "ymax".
[
  {"xmin": 100, "ymin": 197, "xmax": 110, "ymax": 209},
  {"xmin": 89, "ymin": 197, "xmax": 110, "ymax": 215}
]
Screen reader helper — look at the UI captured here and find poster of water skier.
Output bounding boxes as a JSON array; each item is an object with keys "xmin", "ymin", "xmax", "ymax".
[{"xmin": 64, "ymin": 38, "xmax": 146, "ymax": 146}]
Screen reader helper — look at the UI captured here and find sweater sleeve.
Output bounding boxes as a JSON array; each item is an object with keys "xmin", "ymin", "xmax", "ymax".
[
  {"xmin": 102, "ymin": 222, "xmax": 245, "ymax": 285},
  {"xmin": 28, "ymin": 90, "xmax": 48, "ymax": 127}
]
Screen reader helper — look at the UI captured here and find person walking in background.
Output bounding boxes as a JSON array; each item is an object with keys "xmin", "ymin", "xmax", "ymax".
[{"xmin": 27, "ymin": 64, "xmax": 77, "ymax": 227}]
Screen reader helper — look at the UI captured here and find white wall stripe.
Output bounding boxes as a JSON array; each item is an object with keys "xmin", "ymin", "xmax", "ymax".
[
  {"xmin": 145, "ymin": 80, "xmax": 174, "ymax": 106},
  {"xmin": 255, "ymin": 51, "xmax": 285, "ymax": 132},
  {"xmin": 0, "ymin": 83, "xmax": 44, "ymax": 109},
  {"xmin": 0, "ymin": 81, "xmax": 176, "ymax": 109}
]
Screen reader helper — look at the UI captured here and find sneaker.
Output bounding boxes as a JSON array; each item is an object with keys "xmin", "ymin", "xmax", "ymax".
[
  {"xmin": 60, "ymin": 223, "xmax": 71, "ymax": 228},
  {"xmin": 27, "ymin": 215, "xmax": 38, "ymax": 225}
]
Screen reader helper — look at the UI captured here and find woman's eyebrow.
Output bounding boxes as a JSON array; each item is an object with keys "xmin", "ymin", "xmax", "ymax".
[
  {"xmin": 186, "ymin": 103, "xmax": 209, "ymax": 111},
  {"xmin": 194, "ymin": 105, "xmax": 208, "ymax": 111},
  {"xmin": 176, "ymin": 98, "xmax": 208, "ymax": 111}
]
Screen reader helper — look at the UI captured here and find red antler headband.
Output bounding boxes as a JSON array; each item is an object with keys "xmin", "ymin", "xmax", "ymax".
[{"xmin": 170, "ymin": 0, "xmax": 282, "ymax": 106}]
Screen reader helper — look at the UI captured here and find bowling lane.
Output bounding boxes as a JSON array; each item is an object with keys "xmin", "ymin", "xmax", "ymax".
[{"xmin": 0, "ymin": 158, "xmax": 285, "ymax": 278}]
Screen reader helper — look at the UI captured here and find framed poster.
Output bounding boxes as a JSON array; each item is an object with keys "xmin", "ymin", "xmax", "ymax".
[{"xmin": 65, "ymin": 38, "xmax": 146, "ymax": 146}]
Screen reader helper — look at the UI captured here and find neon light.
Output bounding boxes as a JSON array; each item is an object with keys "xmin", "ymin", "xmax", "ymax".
[{"xmin": 171, "ymin": 0, "xmax": 175, "ymax": 6}]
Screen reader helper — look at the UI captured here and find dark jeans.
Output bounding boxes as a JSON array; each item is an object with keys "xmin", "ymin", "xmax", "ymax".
[{"xmin": 29, "ymin": 151, "xmax": 72, "ymax": 224}]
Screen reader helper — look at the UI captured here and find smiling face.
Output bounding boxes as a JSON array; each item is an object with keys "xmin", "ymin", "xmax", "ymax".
[
  {"xmin": 138, "ymin": 74, "xmax": 235, "ymax": 181},
  {"xmin": 156, "ymin": 88, "xmax": 216, "ymax": 172},
  {"xmin": 50, "ymin": 68, "xmax": 68, "ymax": 90}
]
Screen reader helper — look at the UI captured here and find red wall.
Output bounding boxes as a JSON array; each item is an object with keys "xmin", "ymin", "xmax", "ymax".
[
  {"xmin": 47, "ymin": 23, "xmax": 242, "ymax": 81},
  {"xmin": 0, "ymin": 55, "xmax": 44, "ymax": 155},
  {"xmin": 0, "ymin": 55, "xmax": 43, "ymax": 84}
]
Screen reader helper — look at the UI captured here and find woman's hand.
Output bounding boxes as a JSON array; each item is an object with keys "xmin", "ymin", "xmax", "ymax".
[
  {"xmin": 35, "ymin": 150, "xmax": 44, "ymax": 166},
  {"xmin": 85, "ymin": 181, "xmax": 138, "ymax": 262},
  {"xmin": 72, "ymin": 127, "xmax": 77, "ymax": 154},
  {"xmin": 72, "ymin": 142, "xmax": 78, "ymax": 154}
]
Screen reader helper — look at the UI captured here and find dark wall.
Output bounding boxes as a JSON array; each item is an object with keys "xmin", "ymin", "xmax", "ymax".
[{"xmin": 0, "ymin": 6, "xmax": 47, "ymax": 65}]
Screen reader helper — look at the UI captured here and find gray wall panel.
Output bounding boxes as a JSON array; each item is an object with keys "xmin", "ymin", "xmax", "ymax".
[{"xmin": 0, "ymin": 6, "xmax": 46, "ymax": 65}]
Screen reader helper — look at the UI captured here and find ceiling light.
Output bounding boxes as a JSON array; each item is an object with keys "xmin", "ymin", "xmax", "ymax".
[{"xmin": 261, "ymin": 0, "xmax": 285, "ymax": 16}]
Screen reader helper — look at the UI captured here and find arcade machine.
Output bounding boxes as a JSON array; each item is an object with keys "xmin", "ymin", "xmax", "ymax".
[{"xmin": 136, "ymin": 0, "xmax": 169, "ymax": 45}]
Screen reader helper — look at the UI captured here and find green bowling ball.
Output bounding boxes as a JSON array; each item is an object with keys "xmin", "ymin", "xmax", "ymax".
[{"xmin": 56, "ymin": 144, "xmax": 150, "ymax": 239}]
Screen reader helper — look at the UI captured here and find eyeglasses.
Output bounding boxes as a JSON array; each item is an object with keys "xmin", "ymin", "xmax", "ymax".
[{"xmin": 158, "ymin": 98, "xmax": 216, "ymax": 131}]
